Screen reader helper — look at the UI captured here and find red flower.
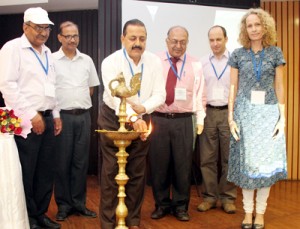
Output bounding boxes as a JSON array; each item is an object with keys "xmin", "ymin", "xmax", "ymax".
[
  {"xmin": 9, "ymin": 124, "xmax": 15, "ymax": 130},
  {"xmin": 9, "ymin": 110, "xmax": 14, "ymax": 115},
  {"xmin": 14, "ymin": 127, "xmax": 23, "ymax": 135},
  {"xmin": 1, "ymin": 126, "xmax": 7, "ymax": 133}
]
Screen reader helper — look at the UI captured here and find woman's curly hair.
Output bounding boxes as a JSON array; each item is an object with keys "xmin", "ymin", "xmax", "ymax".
[{"xmin": 238, "ymin": 8, "xmax": 277, "ymax": 49}]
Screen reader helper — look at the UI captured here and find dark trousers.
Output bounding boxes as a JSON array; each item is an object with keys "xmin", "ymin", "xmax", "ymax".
[
  {"xmin": 15, "ymin": 116, "xmax": 55, "ymax": 219},
  {"xmin": 199, "ymin": 107, "xmax": 236, "ymax": 203},
  {"xmin": 149, "ymin": 114, "xmax": 193, "ymax": 211},
  {"xmin": 98, "ymin": 103, "xmax": 150, "ymax": 229},
  {"xmin": 54, "ymin": 112, "xmax": 91, "ymax": 212}
]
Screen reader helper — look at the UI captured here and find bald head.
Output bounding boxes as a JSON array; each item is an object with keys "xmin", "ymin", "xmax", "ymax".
[
  {"xmin": 166, "ymin": 26, "xmax": 189, "ymax": 58},
  {"xmin": 167, "ymin": 26, "xmax": 189, "ymax": 37}
]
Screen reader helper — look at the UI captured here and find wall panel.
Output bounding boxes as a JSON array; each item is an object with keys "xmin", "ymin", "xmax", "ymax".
[
  {"xmin": 97, "ymin": 0, "xmax": 122, "ymax": 180},
  {"xmin": 262, "ymin": 1, "xmax": 300, "ymax": 180}
]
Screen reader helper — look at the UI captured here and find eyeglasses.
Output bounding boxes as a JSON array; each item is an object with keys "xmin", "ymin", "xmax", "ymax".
[
  {"xmin": 26, "ymin": 23, "xmax": 52, "ymax": 33},
  {"xmin": 60, "ymin": 34, "xmax": 80, "ymax": 41},
  {"xmin": 167, "ymin": 38, "xmax": 188, "ymax": 46}
]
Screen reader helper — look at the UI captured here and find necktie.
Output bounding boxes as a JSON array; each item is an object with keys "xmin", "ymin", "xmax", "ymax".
[{"xmin": 165, "ymin": 57, "xmax": 179, "ymax": 106}]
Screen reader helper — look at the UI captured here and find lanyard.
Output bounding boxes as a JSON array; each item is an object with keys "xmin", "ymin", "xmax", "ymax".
[
  {"xmin": 166, "ymin": 52, "xmax": 186, "ymax": 80},
  {"xmin": 30, "ymin": 47, "xmax": 48, "ymax": 75},
  {"xmin": 123, "ymin": 48, "xmax": 143, "ymax": 97},
  {"xmin": 250, "ymin": 48, "xmax": 264, "ymax": 82},
  {"xmin": 209, "ymin": 51, "xmax": 229, "ymax": 80}
]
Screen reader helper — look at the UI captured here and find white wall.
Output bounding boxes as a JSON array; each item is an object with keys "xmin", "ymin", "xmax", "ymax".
[{"xmin": 122, "ymin": 0, "xmax": 247, "ymax": 59}]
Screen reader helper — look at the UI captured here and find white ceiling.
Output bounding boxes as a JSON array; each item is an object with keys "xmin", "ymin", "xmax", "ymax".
[{"xmin": 0, "ymin": 0, "xmax": 98, "ymax": 15}]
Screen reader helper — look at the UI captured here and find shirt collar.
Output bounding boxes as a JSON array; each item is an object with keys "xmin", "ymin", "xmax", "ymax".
[
  {"xmin": 164, "ymin": 51, "xmax": 184, "ymax": 62},
  {"xmin": 123, "ymin": 48, "xmax": 145, "ymax": 66},
  {"xmin": 210, "ymin": 49, "xmax": 229, "ymax": 60},
  {"xmin": 21, "ymin": 33, "xmax": 47, "ymax": 53},
  {"xmin": 57, "ymin": 47, "xmax": 82, "ymax": 60}
]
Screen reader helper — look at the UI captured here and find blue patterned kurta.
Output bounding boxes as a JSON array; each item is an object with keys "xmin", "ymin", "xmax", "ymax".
[{"xmin": 227, "ymin": 46, "xmax": 287, "ymax": 189}]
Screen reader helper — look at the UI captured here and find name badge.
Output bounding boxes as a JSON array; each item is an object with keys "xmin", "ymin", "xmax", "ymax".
[
  {"xmin": 251, "ymin": 90, "xmax": 265, "ymax": 104},
  {"xmin": 175, "ymin": 88, "xmax": 187, "ymax": 101},
  {"xmin": 45, "ymin": 82, "xmax": 55, "ymax": 97},
  {"xmin": 212, "ymin": 87, "xmax": 224, "ymax": 100}
]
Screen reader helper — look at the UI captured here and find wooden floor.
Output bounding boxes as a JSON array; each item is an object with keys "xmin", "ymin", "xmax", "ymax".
[{"xmin": 47, "ymin": 176, "xmax": 300, "ymax": 229}]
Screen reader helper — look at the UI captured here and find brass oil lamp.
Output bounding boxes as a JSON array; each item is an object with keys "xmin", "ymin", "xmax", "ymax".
[{"xmin": 96, "ymin": 72, "xmax": 149, "ymax": 229}]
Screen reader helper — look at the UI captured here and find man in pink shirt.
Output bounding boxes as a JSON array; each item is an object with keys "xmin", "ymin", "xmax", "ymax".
[{"xmin": 149, "ymin": 25, "xmax": 206, "ymax": 221}]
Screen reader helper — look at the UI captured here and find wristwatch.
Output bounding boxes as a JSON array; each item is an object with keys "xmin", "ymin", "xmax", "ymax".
[{"xmin": 129, "ymin": 115, "xmax": 139, "ymax": 123}]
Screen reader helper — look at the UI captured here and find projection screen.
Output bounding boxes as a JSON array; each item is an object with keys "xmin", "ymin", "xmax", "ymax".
[{"xmin": 122, "ymin": 0, "xmax": 247, "ymax": 59}]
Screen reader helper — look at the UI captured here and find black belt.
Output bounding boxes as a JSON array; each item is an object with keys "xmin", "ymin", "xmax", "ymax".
[
  {"xmin": 152, "ymin": 112, "xmax": 193, "ymax": 119},
  {"xmin": 60, "ymin": 109, "xmax": 89, "ymax": 115},
  {"xmin": 207, "ymin": 104, "xmax": 228, "ymax": 110},
  {"xmin": 38, "ymin": 110, "xmax": 52, "ymax": 117}
]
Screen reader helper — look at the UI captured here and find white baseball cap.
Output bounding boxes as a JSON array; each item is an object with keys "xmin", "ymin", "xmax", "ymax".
[{"xmin": 24, "ymin": 7, "xmax": 54, "ymax": 25}]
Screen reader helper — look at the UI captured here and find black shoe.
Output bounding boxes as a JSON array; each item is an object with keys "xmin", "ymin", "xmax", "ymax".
[
  {"xmin": 151, "ymin": 207, "xmax": 170, "ymax": 219},
  {"xmin": 55, "ymin": 208, "xmax": 75, "ymax": 221},
  {"xmin": 30, "ymin": 223, "xmax": 42, "ymax": 229},
  {"xmin": 37, "ymin": 215, "xmax": 61, "ymax": 229},
  {"xmin": 253, "ymin": 224, "xmax": 264, "ymax": 229},
  {"xmin": 29, "ymin": 217, "xmax": 42, "ymax": 229},
  {"xmin": 77, "ymin": 208, "xmax": 97, "ymax": 218},
  {"xmin": 241, "ymin": 223, "xmax": 253, "ymax": 229},
  {"xmin": 56, "ymin": 210, "xmax": 68, "ymax": 221},
  {"xmin": 173, "ymin": 209, "xmax": 190, "ymax": 221}
]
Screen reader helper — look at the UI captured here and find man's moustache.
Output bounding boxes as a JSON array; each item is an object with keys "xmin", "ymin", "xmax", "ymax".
[{"xmin": 132, "ymin": 46, "xmax": 142, "ymax": 50}]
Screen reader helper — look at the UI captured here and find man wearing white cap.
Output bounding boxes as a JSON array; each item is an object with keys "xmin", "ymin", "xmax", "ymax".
[{"xmin": 0, "ymin": 7, "xmax": 61, "ymax": 229}]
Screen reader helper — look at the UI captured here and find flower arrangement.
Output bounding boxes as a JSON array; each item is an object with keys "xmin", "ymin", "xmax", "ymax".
[{"xmin": 0, "ymin": 108, "xmax": 23, "ymax": 135}]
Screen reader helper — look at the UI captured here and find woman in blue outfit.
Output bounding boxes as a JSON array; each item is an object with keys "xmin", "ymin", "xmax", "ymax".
[{"xmin": 227, "ymin": 8, "xmax": 287, "ymax": 229}]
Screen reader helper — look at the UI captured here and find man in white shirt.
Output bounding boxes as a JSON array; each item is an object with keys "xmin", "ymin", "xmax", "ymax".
[
  {"xmin": 99, "ymin": 19, "xmax": 166, "ymax": 229},
  {"xmin": 52, "ymin": 21, "xmax": 100, "ymax": 222},
  {"xmin": 197, "ymin": 25, "xmax": 237, "ymax": 214},
  {"xmin": 0, "ymin": 7, "xmax": 61, "ymax": 229}
]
